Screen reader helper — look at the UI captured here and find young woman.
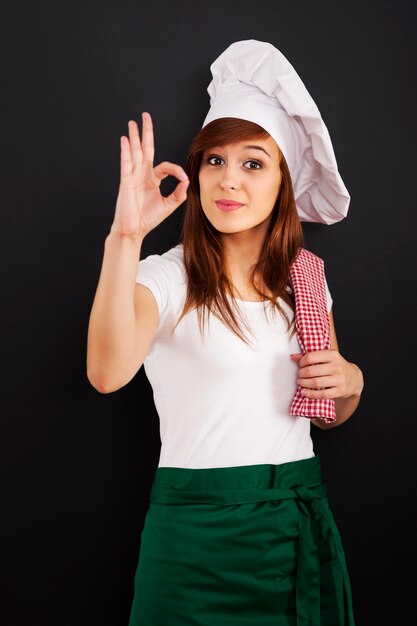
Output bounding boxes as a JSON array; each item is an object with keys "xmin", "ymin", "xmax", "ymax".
[{"xmin": 87, "ymin": 41, "xmax": 363, "ymax": 626}]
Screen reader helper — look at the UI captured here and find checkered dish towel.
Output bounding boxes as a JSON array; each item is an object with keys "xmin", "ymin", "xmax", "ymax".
[{"xmin": 288, "ymin": 248, "xmax": 336, "ymax": 423}]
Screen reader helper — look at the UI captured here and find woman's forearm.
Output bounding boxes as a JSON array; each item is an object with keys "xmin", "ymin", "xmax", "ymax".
[{"xmin": 86, "ymin": 231, "xmax": 144, "ymax": 392}]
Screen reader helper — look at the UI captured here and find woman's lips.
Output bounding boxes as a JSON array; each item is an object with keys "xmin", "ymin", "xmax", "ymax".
[{"xmin": 215, "ymin": 201, "xmax": 244, "ymax": 212}]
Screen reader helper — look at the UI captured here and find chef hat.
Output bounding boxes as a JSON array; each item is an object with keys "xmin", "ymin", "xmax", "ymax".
[{"xmin": 201, "ymin": 39, "xmax": 350, "ymax": 225}]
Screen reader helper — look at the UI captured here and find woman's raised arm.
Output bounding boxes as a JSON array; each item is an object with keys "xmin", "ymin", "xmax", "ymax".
[{"xmin": 86, "ymin": 113, "xmax": 189, "ymax": 393}]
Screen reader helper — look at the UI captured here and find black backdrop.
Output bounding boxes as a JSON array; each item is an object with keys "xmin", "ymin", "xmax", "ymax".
[{"xmin": 1, "ymin": 1, "xmax": 416, "ymax": 624}]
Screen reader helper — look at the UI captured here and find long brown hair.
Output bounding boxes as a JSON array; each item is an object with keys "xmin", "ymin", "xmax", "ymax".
[{"xmin": 173, "ymin": 117, "xmax": 304, "ymax": 346}]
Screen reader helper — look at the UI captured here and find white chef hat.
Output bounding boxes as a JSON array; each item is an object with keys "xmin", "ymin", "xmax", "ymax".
[{"xmin": 201, "ymin": 39, "xmax": 350, "ymax": 225}]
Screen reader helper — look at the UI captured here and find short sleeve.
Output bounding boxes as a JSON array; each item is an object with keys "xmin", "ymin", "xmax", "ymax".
[
  {"xmin": 135, "ymin": 246, "xmax": 185, "ymax": 330},
  {"xmin": 135, "ymin": 254, "xmax": 170, "ymax": 323},
  {"xmin": 324, "ymin": 273, "xmax": 333, "ymax": 313}
]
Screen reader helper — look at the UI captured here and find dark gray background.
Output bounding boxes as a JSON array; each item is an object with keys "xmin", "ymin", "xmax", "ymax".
[{"xmin": 1, "ymin": 0, "xmax": 416, "ymax": 624}]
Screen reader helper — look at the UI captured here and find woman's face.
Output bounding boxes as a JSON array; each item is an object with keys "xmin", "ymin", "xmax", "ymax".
[{"xmin": 198, "ymin": 136, "xmax": 282, "ymax": 236}]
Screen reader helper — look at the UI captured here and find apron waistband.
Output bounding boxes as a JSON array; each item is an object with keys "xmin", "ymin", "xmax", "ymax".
[{"xmin": 150, "ymin": 479, "xmax": 354, "ymax": 626}]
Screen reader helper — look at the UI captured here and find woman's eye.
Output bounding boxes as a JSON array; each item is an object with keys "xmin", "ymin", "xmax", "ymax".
[
  {"xmin": 244, "ymin": 160, "xmax": 262, "ymax": 170},
  {"xmin": 206, "ymin": 156, "xmax": 262, "ymax": 169},
  {"xmin": 207, "ymin": 156, "xmax": 223, "ymax": 165}
]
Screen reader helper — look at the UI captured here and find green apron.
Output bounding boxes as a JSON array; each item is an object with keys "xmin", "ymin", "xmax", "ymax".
[{"xmin": 128, "ymin": 455, "xmax": 355, "ymax": 625}]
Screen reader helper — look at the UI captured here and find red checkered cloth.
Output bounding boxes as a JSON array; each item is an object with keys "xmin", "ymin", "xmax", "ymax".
[{"xmin": 288, "ymin": 248, "xmax": 336, "ymax": 423}]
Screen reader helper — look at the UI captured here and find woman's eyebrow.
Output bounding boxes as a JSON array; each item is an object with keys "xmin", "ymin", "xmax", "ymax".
[
  {"xmin": 242, "ymin": 145, "xmax": 272, "ymax": 158},
  {"xmin": 204, "ymin": 145, "xmax": 272, "ymax": 159}
]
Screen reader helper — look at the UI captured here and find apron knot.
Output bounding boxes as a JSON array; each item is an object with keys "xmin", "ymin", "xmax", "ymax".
[{"xmin": 290, "ymin": 482, "xmax": 355, "ymax": 626}]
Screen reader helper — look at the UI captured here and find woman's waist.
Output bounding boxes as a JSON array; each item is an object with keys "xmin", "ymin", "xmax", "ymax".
[{"xmin": 151, "ymin": 454, "xmax": 323, "ymax": 502}]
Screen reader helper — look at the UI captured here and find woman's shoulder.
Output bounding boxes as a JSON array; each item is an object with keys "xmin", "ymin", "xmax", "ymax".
[{"xmin": 139, "ymin": 243, "xmax": 186, "ymax": 280}]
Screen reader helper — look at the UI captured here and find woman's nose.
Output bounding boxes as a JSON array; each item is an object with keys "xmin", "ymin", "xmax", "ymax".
[{"xmin": 219, "ymin": 164, "xmax": 241, "ymax": 190}]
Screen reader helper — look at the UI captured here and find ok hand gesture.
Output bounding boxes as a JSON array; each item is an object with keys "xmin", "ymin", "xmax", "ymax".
[{"xmin": 111, "ymin": 112, "xmax": 190, "ymax": 239}]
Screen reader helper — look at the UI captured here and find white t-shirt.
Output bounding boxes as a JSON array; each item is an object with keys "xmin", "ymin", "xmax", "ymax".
[{"xmin": 136, "ymin": 244, "xmax": 333, "ymax": 469}]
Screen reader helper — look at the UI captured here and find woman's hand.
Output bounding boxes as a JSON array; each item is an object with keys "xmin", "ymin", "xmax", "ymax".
[
  {"xmin": 110, "ymin": 112, "xmax": 190, "ymax": 239},
  {"xmin": 290, "ymin": 350, "xmax": 364, "ymax": 399}
]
